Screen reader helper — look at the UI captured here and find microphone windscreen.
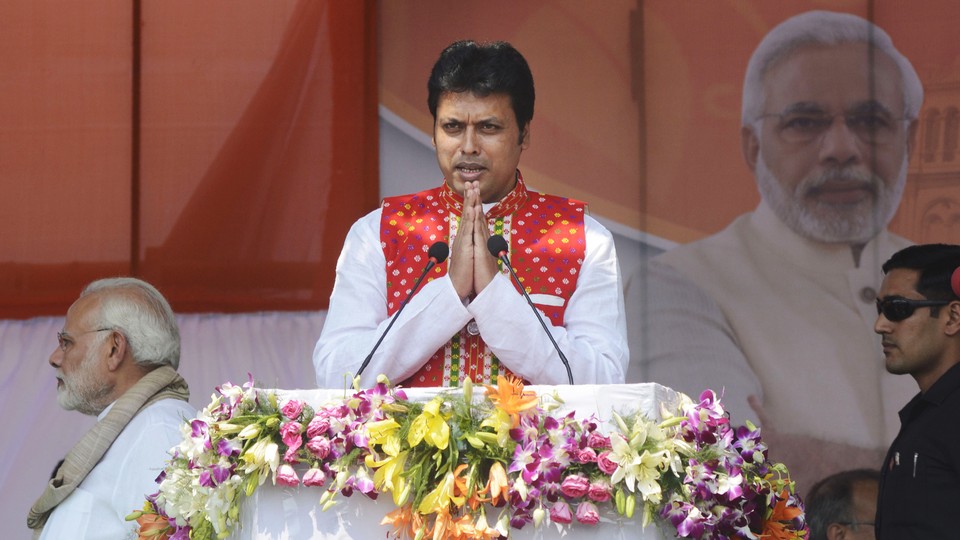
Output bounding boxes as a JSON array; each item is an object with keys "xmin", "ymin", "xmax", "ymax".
[
  {"xmin": 487, "ymin": 235, "xmax": 509, "ymax": 258},
  {"xmin": 428, "ymin": 241, "xmax": 450, "ymax": 263}
]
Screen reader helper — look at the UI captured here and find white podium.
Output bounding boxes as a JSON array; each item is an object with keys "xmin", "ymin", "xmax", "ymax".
[{"xmin": 235, "ymin": 383, "xmax": 680, "ymax": 539}]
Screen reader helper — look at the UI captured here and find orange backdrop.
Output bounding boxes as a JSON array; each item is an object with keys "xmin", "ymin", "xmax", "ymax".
[
  {"xmin": 3, "ymin": 1, "xmax": 958, "ymax": 317},
  {"xmin": 0, "ymin": 0, "xmax": 378, "ymax": 318}
]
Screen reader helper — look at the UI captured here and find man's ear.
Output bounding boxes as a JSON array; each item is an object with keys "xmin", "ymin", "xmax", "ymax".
[
  {"xmin": 826, "ymin": 522, "xmax": 847, "ymax": 540},
  {"xmin": 520, "ymin": 123, "xmax": 531, "ymax": 150},
  {"xmin": 741, "ymin": 124, "xmax": 760, "ymax": 173},
  {"xmin": 105, "ymin": 330, "xmax": 128, "ymax": 371},
  {"xmin": 943, "ymin": 301, "xmax": 960, "ymax": 337}
]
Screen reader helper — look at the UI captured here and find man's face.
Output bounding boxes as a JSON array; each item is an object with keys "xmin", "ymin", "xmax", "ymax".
[
  {"xmin": 746, "ymin": 42, "xmax": 914, "ymax": 243},
  {"xmin": 433, "ymin": 91, "xmax": 529, "ymax": 204},
  {"xmin": 835, "ymin": 481, "xmax": 879, "ymax": 540},
  {"xmin": 874, "ymin": 268, "xmax": 951, "ymax": 390},
  {"xmin": 49, "ymin": 296, "xmax": 113, "ymax": 415}
]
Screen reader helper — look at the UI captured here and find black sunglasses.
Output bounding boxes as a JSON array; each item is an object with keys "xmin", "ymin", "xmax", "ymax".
[{"xmin": 876, "ymin": 297, "xmax": 950, "ymax": 322}]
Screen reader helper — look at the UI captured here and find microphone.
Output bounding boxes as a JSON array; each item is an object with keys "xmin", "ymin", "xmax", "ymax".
[
  {"xmin": 486, "ymin": 235, "xmax": 574, "ymax": 385},
  {"xmin": 355, "ymin": 241, "xmax": 449, "ymax": 380}
]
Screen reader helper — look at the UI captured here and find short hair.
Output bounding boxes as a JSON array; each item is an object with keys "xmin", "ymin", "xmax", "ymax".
[
  {"xmin": 741, "ymin": 10, "xmax": 923, "ymax": 126},
  {"xmin": 81, "ymin": 277, "xmax": 181, "ymax": 369},
  {"xmin": 882, "ymin": 244, "xmax": 960, "ymax": 303},
  {"xmin": 805, "ymin": 468, "xmax": 880, "ymax": 540},
  {"xmin": 427, "ymin": 40, "xmax": 535, "ymax": 141}
]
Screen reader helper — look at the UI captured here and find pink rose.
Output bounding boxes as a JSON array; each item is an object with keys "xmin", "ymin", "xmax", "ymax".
[
  {"xmin": 596, "ymin": 451, "xmax": 618, "ymax": 475},
  {"xmin": 576, "ymin": 447, "xmax": 597, "ymax": 463},
  {"xmin": 587, "ymin": 432, "xmax": 611, "ymax": 449},
  {"xmin": 302, "ymin": 467, "xmax": 326, "ymax": 487},
  {"xmin": 306, "ymin": 436, "xmax": 331, "ymax": 460},
  {"xmin": 283, "ymin": 447, "xmax": 300, "ymax": 464},
  {"xmin": 280, "ymin": 399, "xmax": 304, "ymax": 420},
  {"xmin": 559, "ymin": 475, "xmax": 590, "ymax": 498},
  {"xmin": 587, "ymin": 480, "xmax": 612, "ymax": 502},
  {"xmin": 276, "ymin": 463, "xmax": 300, "ymax": 486},
  {"xmin": 306, "ymin": 416, "xmax": 330, "ymax": 438},
  {"xmin": 280, "ymin": 421, "xmax": 303, "ymax": 449},
  {"xmin": 576, "ymin": 501, "xmax": 600, "ymax": 525},
  {"xmin": 549, "ymin": 501, "xmax": 573, "ymax": 524}
]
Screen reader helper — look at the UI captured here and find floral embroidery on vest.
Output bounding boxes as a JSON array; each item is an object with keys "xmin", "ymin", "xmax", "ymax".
[{"xmin": 380, "ymin": 172, "xmax": 586, "ymax": 387}]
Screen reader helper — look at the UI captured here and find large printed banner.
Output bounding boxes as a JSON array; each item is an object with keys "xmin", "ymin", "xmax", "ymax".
[
  {"xmin": 380, "ymin": 1, "xmax": 960, "ymax": 495},
  {"xmin": 380, "ymin": 0, "xmax": 960, "ymax": 244}
]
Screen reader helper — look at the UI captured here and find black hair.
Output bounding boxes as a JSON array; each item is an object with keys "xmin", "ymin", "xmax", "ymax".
[
  {"xmin": 882, "ymin": 243, "xmax": 960, "ymax": 302},
  {"xmin": 427, "ymin": 40, "xmax": 535, "ymax": 143}
]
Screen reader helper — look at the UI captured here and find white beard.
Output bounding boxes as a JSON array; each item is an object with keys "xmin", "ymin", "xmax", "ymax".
[
  {"xmin": 57, "ymin": 341, "xmax": 112, "ymax": 416},
  {"xmin": 755, "ymin": 150, "xmax": 907, "ymax": 244}
]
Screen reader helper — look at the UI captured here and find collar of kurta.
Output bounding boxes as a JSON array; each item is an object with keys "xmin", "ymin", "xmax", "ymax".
[
  {"xmin": 439, "ymin": 170, "xmax": 530, "ymax": 220},
  {"xmin": 750, "ymin": 201, "xmax": 897, "ymax": 272}
]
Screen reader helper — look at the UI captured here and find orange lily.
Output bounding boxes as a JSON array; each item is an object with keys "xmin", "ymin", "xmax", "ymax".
[
  {"xmin": 432, "ymin": 506, "xmax": 454, "ymax": 540},
  {"xmin": 760, "ymin": 490, "xmax": 804, "ymax": 539},
  {"xmin": 483, "ymin": 375, "xmax": 538, "ymax": 428},
  {"xmin": 452, "ymin": 463, "xmax": 494, "ymax": 511},
  {"xmin": 381, "ymin": 505, "xmax": 413, "ymax": 538},
  {"xmin": 487, "ymin": 461, "xmax": 509, "ymax": 506},
  {"xmin": 135, "ymin": 511, "xmax": 171, "ymax": 540},
  {"xmin": 452, "ymin": 511, "xmax": 503, "ymax": 539},
  {"xmin": 381, "ymin": 504, "xmax": 428, "ymax": 540}
]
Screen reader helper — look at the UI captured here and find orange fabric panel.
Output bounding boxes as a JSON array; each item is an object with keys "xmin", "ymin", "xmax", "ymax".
[
  {"xmin": 0, "ymin": 0, "xmax": 377, "ymax": 318},
  {"xmin": 0, "ymin": 1, "xmax": 132, "ymax": 317},
  {"xmin": 139, "ymin": 0, "xmax": 378, "ymax": 313}
]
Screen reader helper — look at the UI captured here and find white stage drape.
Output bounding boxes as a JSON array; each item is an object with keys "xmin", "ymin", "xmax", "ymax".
[{"xmin": 3, "ymin": 311, "xmax": 325, "ymax": 540}]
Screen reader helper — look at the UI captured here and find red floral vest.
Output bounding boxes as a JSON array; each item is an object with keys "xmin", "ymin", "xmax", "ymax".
[{"xmin": 379, "ymin": 173, "xmax": 586, "ymax": 387}]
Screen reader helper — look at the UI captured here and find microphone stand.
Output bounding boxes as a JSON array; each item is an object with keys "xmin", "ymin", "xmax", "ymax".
[
  {"xmin": 487, "ymin": 235, "xmax": 574, "ymax": 385},
  {"xmin": 355, "ymin": 242, "xmax": 449, "ymax": 380}
]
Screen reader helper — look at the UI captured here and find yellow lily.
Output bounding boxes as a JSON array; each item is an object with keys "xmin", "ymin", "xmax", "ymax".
[
  {"xmin": 407, "ymin": 398, "xmax": 450, "ymax": 450},
  {"xmin": 367, "ymin": 418, "xmax": 402, "ymax": 455},
  {"xmin": 366, "ymin": 450, "xmax": 410, "ymax": 506},
  {"xmin": 418, "ymin": 470, "xmax": 465, "ymax": 514}
]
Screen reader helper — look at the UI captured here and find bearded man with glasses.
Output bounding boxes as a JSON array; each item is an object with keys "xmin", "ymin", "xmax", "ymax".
[
  {"xmin": 874, "ymin": 244, "xmax": 960, "ymax": 538},
  {"xmin": 629, "ymin": 10, "xmax": 922, "ymax": 494},
  {"xmin": 27, "ymin": 278, "xmax": 194, "ymax": 539}
]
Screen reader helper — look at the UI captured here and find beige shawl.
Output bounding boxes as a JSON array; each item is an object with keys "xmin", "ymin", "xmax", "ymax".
[{"xmin": 27, "ymin": 365, "xmax": 190, "ymax": 533}]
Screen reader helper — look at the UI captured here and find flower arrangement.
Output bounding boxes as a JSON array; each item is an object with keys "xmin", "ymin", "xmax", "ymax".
[{"xmin": 128, "ymin": 375, "xmax": 806, "ymax": 540}]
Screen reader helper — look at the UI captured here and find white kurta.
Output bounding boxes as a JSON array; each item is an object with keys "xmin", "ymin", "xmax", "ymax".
[
  {"xmin": 630, "ymin": 202, "xmax": 915, "ymax": 451},
  {"xmin": 39, "ymin": 398, "xmax": 196, "ymax": 540},
  {"xmin": 313, "ymin": 203, "xmax": 628, "ymax": 388}
]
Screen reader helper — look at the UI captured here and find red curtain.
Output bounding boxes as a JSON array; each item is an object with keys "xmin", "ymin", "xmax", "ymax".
[{"xmin": 0, "ymin": 0, "xmax": 378, "ymax": 318}]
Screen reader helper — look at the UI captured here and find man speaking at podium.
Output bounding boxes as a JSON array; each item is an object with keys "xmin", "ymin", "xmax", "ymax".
[{"xmin": 314, "ymin": 40, "xmax": 627, "ymax": 388}]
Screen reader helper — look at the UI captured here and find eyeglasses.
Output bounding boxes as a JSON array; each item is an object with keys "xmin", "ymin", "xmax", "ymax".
[
  {"xmin": 875, "ymin": 297, "xmax": 950, "ymax": 322},
  {"xmin": 756, "ymin": 109, "xmax": 907, "ymax": 145},
  {"xmin": 56, "ymin": 328, "xmax": 112, "ymax": 352},
  {"xmin": 837, "ymin": 521, "xmax": 877, "ymax": 527},
  {"xmin": 837, "ymin": 521, "xmax": 875, "ymax": 528}
]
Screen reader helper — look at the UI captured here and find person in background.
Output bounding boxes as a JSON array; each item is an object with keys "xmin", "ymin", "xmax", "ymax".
[
  {"xmin": 27, "ymin": 277, "xmax": 193, "ymax": 539},
  {"xmin": 805, "ymin": 468, "xmax": 878, "ymax": 540},
  {"xmin": 314, "ymin": 40, "xmax": 627, "ymax": 389},
  {"xmin": 874, "ymin": 244, "xmax": 960, "ymax": 538},
  {"xmin": 628, "ymin": 10, "xmax": 921, "ymax": 493}
]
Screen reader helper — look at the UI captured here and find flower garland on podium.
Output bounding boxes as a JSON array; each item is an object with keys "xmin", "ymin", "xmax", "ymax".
[{"xmin": 128, "ymin": 375, "xmax": 806, "ymax": 539}]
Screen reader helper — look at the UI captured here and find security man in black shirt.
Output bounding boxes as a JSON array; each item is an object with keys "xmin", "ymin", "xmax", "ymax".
[{"xmin": 874, "ymin": 244, "xmax": 960, "ymax": 538}]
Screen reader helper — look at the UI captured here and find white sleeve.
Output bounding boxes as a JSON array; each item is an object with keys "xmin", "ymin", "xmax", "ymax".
[
  {"xmin": 631, "ymin": 258, "xmax": 762, "ymax": 421},
  {"xmin": 111, "ymin": 401, "xmax": 193, "ymax": 524},
  {"xmin": 468, "ymin": 216, "xmax": 628, "ymax": 384},
  {"xmin": 313, "ymin": 209, "xmax": 472, "ymax": 388}
]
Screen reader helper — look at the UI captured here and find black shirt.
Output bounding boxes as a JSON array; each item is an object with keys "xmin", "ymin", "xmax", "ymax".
[{"xmin": 877, "ymin": 361, "xmax": 960, "ymax": 539}]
